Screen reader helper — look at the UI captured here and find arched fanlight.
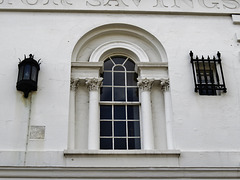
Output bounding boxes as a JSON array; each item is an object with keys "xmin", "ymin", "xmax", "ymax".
[{"xmin": 16, "ymin": 54, "xmax": 41, "ymax": 98}]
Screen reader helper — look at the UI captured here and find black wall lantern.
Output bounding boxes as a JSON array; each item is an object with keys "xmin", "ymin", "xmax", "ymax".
[{"xmin": 16, "ymin": 54, "xmax": 41, "ymax": 98}]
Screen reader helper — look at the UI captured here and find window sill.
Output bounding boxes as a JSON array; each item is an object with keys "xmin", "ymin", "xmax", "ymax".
[
  {"xmin": 64, "ymin": 149, "xmax": 180, "ymax": 156},
  {"xmin": 63, "ymin": 150, "xmax": 180, "ymax": 167}
]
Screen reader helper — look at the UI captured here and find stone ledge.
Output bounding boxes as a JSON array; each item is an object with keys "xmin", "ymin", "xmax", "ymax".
[
  {"xmin": 63, "ymin": 149, "xmax": 180, "ymax": 156},
  {"xmin": 0, "ymin": 167, "xmax": 240, "ymax": 179},
  {"xmin": 232, "ymin": 15, "xmax": 240, "ymax": 24}
]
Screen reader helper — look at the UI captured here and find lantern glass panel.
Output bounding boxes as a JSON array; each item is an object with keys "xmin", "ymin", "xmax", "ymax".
[
  {"xmin": 23, "ymin": 64, "xmax": 31, "ymax": 80},
  {"xmin": 31, "ymin": 66, "xmax": 37, "ymax": 81},
  {"xmin": 18, "ymin": 66, "xmax": 24, "ymax": 81}
]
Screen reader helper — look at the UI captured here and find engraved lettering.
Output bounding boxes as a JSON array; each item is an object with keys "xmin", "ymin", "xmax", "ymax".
[
  {"xmin": 0, "ymin": 0, "xmax": 12, "ymax": 4},
  {"xmin": 132, "ymin": 0, "xmax": 141, "ymax": 7},
  {"xmin": 104, "ymin": 0, "xmax": 128, "ymax": 7},
  {"xmin": 53, "ymin": 0, "xmax": 72, "ymax": 5},
  {"xmin": 172, "ymin": 0, "xmax": 180, "ymax": 8},
  {"xmin": 198, "ymin": 0, "xmax": 220, "ymax": 9},
  {"xmin": 25, "ymin": 0, "xmax": 38, "ymax": 5},
  {"xmin": 154, "ymin": 0, "xmax": 193, "ymax": 8},
  {"xmin": 43, "ymin": 0, "xmax": 50, "ymax": 5},
  {"xmin": 222, "ymin": 0, "xmax": 239, "ymax": 9},
  {"xmin": 153, "ymin": 0, "xmax": 168, "ymax": 7},
  {"xmin": 179, "ymin": 0, "xmax": 194, "ymax": 8},
  {"xmin": 86, "ymin": 0, "xmax": 102, "ymax": 6}
]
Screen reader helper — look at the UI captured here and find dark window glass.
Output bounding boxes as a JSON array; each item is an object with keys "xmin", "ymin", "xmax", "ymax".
[
  {"xmin": 102, "ymin": 72, "xmax": 112, "ymax": 85},
  {"xmin": 197, "ymin": 69, "xmax": 216, "ymax": 95},
  {"xmin": 100, "ymin": 121, "xmax": 112, "ymax": 136},
  {"xmin": 114, "ymin": 87, "xmax": 125, "ymax": 101},
  {"xmin": 104, "ymin": 58, "xmax": 114, "ymax": 70},
  {"xmin": 127, "ymin": 73, "xmax": 137, "ymax": 86},
  {"xmin": 100, "ymin": 87, "xmax": 112, "ymax": 101},
  {"xmin": 128, "ymin": 138, "xmax": 141, "ymax": 149},
  {"xmin": 114, "ymin": 105, "xmax": 126, "ymax": 120},
  {"xmin": 100, "ymin": 105, "xmax": 112, "ymax": 119},
  {"xmin": 100, "ymin": 138, "xmax": 112, "ymax": 149},
  {"xmin": 124, "ymin": 59, "xmax": 135, "ymax": 71},
  {"xmin": 100, "ymin": 56, "xmax": 140, "ymax": 150},
  {"xmin": 112, "ymin": 57, "xmax": 126, "ymax": 65},
  {"xmin": 127, "ymin": 105, "xmax": 139, "ymax": 120},
  {"xmin": 127, "ymin": 88, "xmax": 139, "ymax": 101},
  {"xmin": 23, "ymin": 64, "xmax": 31, "ymax": 80},
  {"xmin": 114, "ymin": 72, "xmax": 125, "ymax": 86},
  {"xmin": 114, "ymin": 121, "xmax": 126, "ymax": 136},
  {"xmin": 128, "ymin": 121, "xmax": 140, "ymax": 136},
  {"xmin": 114, "ymin": 138, "xmax": 127, "ymax": 149},
  {"xmin": 114, "ymin": 66, "xmax": 125, "ymax": 71}
]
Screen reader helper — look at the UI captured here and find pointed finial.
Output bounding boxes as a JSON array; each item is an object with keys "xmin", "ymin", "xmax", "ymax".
[{"xmin": 189, "ymin": 51, "xmax": 193, "ymax": 58}]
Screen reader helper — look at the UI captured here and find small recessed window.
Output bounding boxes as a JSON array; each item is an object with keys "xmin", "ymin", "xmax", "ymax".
[{"xmin": 190, "ymin": 51, "xmax": 227, "ymax": 96}]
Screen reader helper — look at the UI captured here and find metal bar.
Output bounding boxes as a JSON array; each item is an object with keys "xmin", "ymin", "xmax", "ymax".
[
  {"xmin": 202, "ymin": 56, "xmax": 209, "ymax": 95},
  {"xmin": 217, "ymin": 52, "xmax": 227, "ymax": 92},
  {"xmin": 213, "ymin": 56, "xmax": 220, "ymax": 87},
  {"xmin": 196, "ymin": 56, "xmax": 202, "ymax": 93},
  {"xmin": 207, "ymin": 56, "xmax": 215, "ymax": 94},
  {"xmin": 190, "ymin": 51, "xmax": 197, "ymax": 92}
]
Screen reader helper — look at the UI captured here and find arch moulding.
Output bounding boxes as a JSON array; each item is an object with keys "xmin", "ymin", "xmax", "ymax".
[
  {"xmin": 89, "ymin": 41, "xmax": 149, "ymax": 63},
  {"xmin": 71, "ymin": 23, "xmax": 168, "ymax": 63}
]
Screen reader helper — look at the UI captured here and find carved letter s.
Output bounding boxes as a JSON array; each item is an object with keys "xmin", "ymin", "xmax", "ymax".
[{"xmin": 222, "ymin": 0, "xmax": 239, "ymax": 9}]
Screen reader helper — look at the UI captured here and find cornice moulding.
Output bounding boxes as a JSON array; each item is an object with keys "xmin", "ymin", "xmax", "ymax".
[{"xmin": 0, "ymin": 167, "xmax": 240, "ymax": 179}]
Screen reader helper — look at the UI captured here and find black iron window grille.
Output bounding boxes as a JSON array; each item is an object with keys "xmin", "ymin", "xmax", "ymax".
[{"xmin": 190, "ymin": 51, "xmax": 227, "ymax": 95}]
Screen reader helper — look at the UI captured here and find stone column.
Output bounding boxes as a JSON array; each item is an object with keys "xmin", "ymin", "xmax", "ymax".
[
  {"xmin": 86, "ymin": 78, "xmax": 103, "ymax": 150},
  {"xmin": 138, "ymin": 78, "xmax": 155, "ymax": 150},
  {"xmin": 160, "ymin": 78, "xmax": 174, "ymax": 150},
  {"xmin": 68, "ymin": 78, "xmax": 80, "ymax": 150}
]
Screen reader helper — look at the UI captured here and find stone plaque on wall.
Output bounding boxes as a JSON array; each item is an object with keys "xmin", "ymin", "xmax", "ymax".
[{"xmin": 29, "ymin": 126, "xmax": 45, "ymax": 140}]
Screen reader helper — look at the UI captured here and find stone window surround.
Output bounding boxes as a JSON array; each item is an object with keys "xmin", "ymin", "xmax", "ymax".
[
  {"xmin": 66, "ymin": 24, "xmax": 179, "ymax": 156},
  {"xmin": 67, "ymin": 67, "xmax": 175, "ymax": 153}
]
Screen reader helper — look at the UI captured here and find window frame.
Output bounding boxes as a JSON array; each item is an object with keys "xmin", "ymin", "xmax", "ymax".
[{"xmin": 100, "ymin": 55, "xmax": 142, "ymax": 150}]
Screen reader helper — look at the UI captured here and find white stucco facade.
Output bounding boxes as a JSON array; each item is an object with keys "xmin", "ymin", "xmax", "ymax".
[{"xmin": 0, "ymin": 0, "xmax": 240, "ymax": 179}]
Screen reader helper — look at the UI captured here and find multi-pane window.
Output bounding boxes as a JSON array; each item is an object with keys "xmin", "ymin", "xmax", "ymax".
[{"xmin": 100, "ymin": 56, "xmax": 141, "ymax": 150}]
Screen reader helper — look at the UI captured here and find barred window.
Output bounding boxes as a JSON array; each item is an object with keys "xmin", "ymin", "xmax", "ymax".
[{"xmin": 190, "ymin": 51, "xmax": 227, "ymax": 95}]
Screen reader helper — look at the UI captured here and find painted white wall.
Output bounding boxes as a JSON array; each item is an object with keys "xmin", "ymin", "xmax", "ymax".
[{"xmin": 0, "ymin": 10, "xmax": 239, "ymax": 170}]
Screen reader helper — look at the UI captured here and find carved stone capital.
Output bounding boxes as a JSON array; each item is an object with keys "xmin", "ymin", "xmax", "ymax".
[
  {"xmin": 137, "ymin": 78, "xmax": 154, "ymax": 91},
  {"xmin": 86, "ymin": 78, "xmax": 103, "ymax": 91},
  {"xmin": 70, "ymin": 78, "xmax": 80, "ymax": 91},
  {"xmin": 160, "ymin": 78, "xmax": 170, "ymax": 92}
]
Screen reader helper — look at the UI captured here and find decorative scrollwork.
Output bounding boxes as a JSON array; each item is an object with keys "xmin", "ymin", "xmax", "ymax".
[
  {"xmin": 70, "ymin": 78, "xmax": 80, "ymax": 91},
  {"xmin": 85, "ymin": 78, "xmax": 103, "ymax": 91},
  {"xmin": 160, "ymin": 78, "xmax": 170, "ymax": 92},
  {"xmin": 137, "ymin": 78, "xmax": 154, "ymax": 91}
]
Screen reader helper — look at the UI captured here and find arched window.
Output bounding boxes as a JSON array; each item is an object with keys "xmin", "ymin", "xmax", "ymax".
[{"xmin": 100, "ymin": 56, "xmax": 141, "ymax": 150}]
